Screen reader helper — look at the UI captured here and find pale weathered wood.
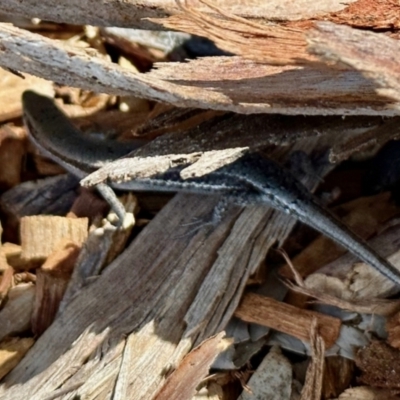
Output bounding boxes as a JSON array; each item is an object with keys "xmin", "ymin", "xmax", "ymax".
[
  {"xmin": 20, "ymin": 216, "xmax": 88, "ymax": 261},
  {"xmin": 0, "ymin": 0, "xmax": 354, "ymax": 29},
  {"xmin": 308, "ymin": 21, "xmax": 400, "ymax": 102},
  {"xmin": 60, "ymin": 201, "xmax": 137, "ymax": 312},
  {"xmin": 1, "ymin": 24, "xmax": 400, "ymax": 115},
  {"xmin": 0, "ymin": 177, "xmax": 311, "ymax": 399},
  {"xmin": 0, "ymin": 338, "xmax": 34, "ymax": 381}
]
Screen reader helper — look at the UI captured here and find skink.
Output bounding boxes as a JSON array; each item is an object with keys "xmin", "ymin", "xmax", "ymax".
[{"xmin": 22, "ymin": 90, "xmax": 400, "ymax": 286}]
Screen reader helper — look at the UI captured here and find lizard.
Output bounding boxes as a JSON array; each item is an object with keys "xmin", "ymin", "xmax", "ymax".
[{"xmin": 22, "ymin": 90, "xmax": 400, "ymax": 286}]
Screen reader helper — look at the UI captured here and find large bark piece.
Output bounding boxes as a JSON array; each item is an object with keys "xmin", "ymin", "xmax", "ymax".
[
  {"xmin": 0, "ymin": 0, "xmax": 355, "ymax": 29},
  {"xmin": 1, "ymin": 22, "xmax": 400, "ymax": 115},
  {"xmin": 0, "ymin": 194, "xmax": 295, "ymax": 399}
]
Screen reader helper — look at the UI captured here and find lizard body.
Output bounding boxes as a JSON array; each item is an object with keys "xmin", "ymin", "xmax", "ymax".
[{"xmin": 22, "ymin": 90, "xmax": 400, "ymax": 286}]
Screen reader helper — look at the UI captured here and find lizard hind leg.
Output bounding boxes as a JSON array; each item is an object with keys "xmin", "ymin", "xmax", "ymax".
[
  {"xmin": 173, "ymin": 195, "xmax": 237, "ymax": 239},
  {"xmin": 173, "ymin": 201, "xmax": 223, "ymax": 239}
]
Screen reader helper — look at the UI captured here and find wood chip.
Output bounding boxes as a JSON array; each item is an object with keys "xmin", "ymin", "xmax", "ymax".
[
  {"xmin": 0, "ymin": 67, "xmax": 53, "ymax": 122},
  {"xmin": 31, "ymin": 240, "xmax": 81, "ymax": 336},
  {"xmin": 308, "ymin": 21, "xmax": 400, "ymax": 103},
  {"xmin": 2, "ymin": 243, "xmax": 22, "ymax": 270},
  {"xmin": 153, "ymin": 332, "xmax": 231, "ymax": 400},
  {"xmin": 0, "ymin": 337, "xmax": 34, "ymax": 381},
  {"xmin": 300, "ymin": 319, "xmax": 324, "ymax": 400},
  {"xmin": 234, "ymin": 293, "xmax": 341, "ymax": 348},
  {"xmin": 0, "ymin": 283, "xmax": 35, "ymax": 341},
  {"xmin": 0, "ymin": 174, "xmax": 80, "ymax": 225},
  {"xmin": 0, "ymin": 126, "xmax": 26, "ymax": 190},
  {"xmin": 0, "ymin": 265, "xmax": 14, "ymax": 304},
  {"xmin": 20, "ymin": 216, "xmax": 88, "ymax": 261}
]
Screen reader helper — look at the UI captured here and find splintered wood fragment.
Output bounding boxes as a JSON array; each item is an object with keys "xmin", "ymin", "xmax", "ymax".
[
  {"xmin": 31, "ymin": 240, "xmax": 80, "ymax": 336},
  {"xmin": 60, "ymin": 213, "xmax": 135, "ymax": 312},
  {"xmin": 20, "ymin": 216, "xmax": 88, "ymax": 261},
  {"xmin": 154, "ymin": 0, "xmax": 311, "ymax": 65},
  {"xmin": 308, "ymin": 22, "xmax": 400, "ymax": 103},
  {"xmin": 149, "ymin": 56, "xmax": 398, "ymax": 115},
  {"xmin": 0, "ymin": 283, "xmax": 35, "ymax": 341},
  {"xmin": 81, "ymin": 148, "xmax": 248, "ymax": 187},
  {"xmin": 153, "ymin": 332, "xmax": 231, "ymax": 400},
  {"xmin": 180, "ymin": 148, "xmax": 249, "ymax": 179},
  {"xmin": 237, "ymin": 346, "xmax": 292, "ymax": 400},
  {"xmin": 300, "ymin": 320, "xmax": 324, "ymax": 400},
  {"xmin": 84, "ymin": 152, "xmax": 202, "ymax": 184},
  {"xmin": 0, "ymin": 337, "xmax": 35, "ymax": 381},
  {"xmin": 0, "ymin": 24, "xmax": 228, "ymax": 111},
  {"xmin": 0, "ymin": 126, "xmax": 26, "ymax": 190},
  {"xmin": 234, "ymin": 293, "xmax": 341, "ymax": 348}
]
